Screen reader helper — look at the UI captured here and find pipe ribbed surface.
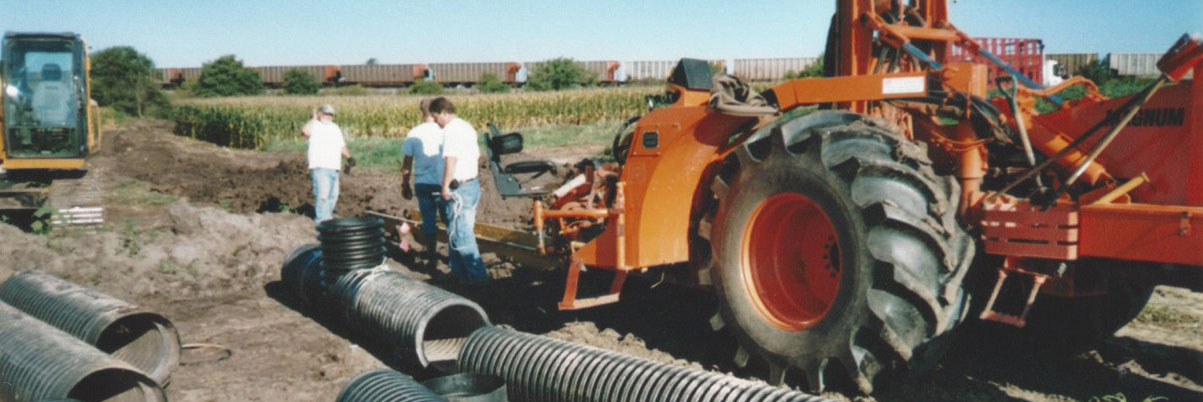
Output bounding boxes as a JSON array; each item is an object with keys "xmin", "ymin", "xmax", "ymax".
[
  {"xmin": 0, "ymin": 271, "xmax": 181, "ymax": 385},
  {"xmin": 0, "ymin": 301, "xmax": 166, "ymax": 402},
  {"xmin": 317, "ymin": 216, "xmax": 387, "ymax": 276},
  {"xmin": 281, "ymin": 242, "xmax": 324, "ymax": 307},
  {"xmin": 333, "ymin": 268, "xmax": 490, "ymax": 369},
  {"xmin": 336, "ymin": 369, "xmax": 447, "ymax": 402},
  {"xmin": 459, "ymin": 327, "xmax": 833, "ymax": 402}
]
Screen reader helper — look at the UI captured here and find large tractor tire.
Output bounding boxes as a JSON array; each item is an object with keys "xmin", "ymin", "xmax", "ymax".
[{"xmin": 707, "ymin": 111, "xmax": 975, "ymax": 394}]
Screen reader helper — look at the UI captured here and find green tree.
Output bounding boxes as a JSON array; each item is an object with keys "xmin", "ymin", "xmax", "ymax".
[
  {"xmin": 1077, "ymin": 57, "xmax": 1114, "ymax": 86},
  {"xmin": 282, "ymin": 68, "xmax": 320, "ymax": 95},
  {"xmin": 193, "ymin": 55, "xmax": 263, "ymax": 97},
  {"xmin": 526, "ymin": 58, "xmax": 595, "ymax": 91},
  {"xmin": 408, "ymin": 79, "xmax": 443, "ymax": 95},
  {"xmin": 476, "ymin": 73, "xmax": 510, "ymax": 93},
  {"xmin": 91, "ymin": 46, "xmax": 165, "ymax": 116}
]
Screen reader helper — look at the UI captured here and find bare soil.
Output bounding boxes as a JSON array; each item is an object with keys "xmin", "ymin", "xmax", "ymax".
[{"xmin": 0, "ymin": 120, "xmax": 1199, "ymax": 401}]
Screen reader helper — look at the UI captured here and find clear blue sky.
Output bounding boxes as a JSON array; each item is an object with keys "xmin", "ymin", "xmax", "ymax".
[{"xmin": 2, "ymin": 0, "xmax": 1199, "ymax": 68}]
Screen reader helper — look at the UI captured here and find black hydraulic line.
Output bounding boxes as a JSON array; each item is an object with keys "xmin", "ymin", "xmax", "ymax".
[
  {"xmin": 336, "ymin": 369, "xmax": 448, "ymax": 402},
  {"xmin": 998, "ymin": 77, "xmax": 1043, "ymax": 188},
  {"xmin": 0, "ymin": 301, "xmax": 166, "ymax": 402},
  {"xmin": 0, "ymin": 270, "xmax": 181, "ymax": 385},
  {"xmin": 458, "ymin": 326, "xmax": 833, "ymax": 402}
]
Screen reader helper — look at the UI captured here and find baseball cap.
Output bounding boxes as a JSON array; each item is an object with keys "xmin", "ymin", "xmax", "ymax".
[{"xmin": 318, "ymin": 104, "xmax": 336, "ymax": 115}]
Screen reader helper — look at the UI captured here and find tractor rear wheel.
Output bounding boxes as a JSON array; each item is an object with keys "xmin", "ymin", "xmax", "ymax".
[{"xmin": 708, "ymin": 111, "xmax": 975, "ymax": 394}]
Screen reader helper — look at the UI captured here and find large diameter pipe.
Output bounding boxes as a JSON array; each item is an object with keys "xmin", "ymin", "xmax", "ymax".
[
  {"xmin": 281, "ymin": 244, "xmax": 490, "ymax": 370},
  {"xmin": 333, "ymin": 268, "xmax": 490, "ymax": 370},
  {"xmin": 336, "ymin": 369, "xmax": 447, "ymax": 402},
  {"xmin": 0, "ymin": 271, "xmax": 181, "ymax": 385},
  {"xmin": 458, "ymin": 326, "xmax": 832, "ymax": 402},
  {"xmin": 0, "ymin": 301, "xmax": 166, "ymax": 402}
]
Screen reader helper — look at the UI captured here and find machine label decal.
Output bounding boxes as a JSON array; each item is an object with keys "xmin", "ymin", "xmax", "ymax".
[
  {"xmin": 1107, "ymin": 107, "xmax": 1185, "ymax": 127},
  {"xmin": 881, "ymin": 76, "xmax": 925, "ymax": 95}
]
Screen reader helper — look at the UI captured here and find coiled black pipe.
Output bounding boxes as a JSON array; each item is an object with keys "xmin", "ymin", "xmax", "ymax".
[
  {"xmin": 336, "ymin": 369, "xmax": 447, "ymax": 402},
  {"xmin": 459, "ymin": 326, "xmax": 833, "ymax": 402},
  {"xmin": 0, "ymin": 301, "xmax": 166, "ymax": 402},
  {"xmin": 0, "ymin": 271, "xmax": 181, "ymax": 385},
  {"xmin": 317, "ymin": 216, "xmax": 387, "ymax": 277}
]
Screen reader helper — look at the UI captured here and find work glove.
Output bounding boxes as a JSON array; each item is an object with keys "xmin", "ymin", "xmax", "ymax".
[{"xmin": 343, "ymin": 157, "xmax": 357, "ymax": 174}]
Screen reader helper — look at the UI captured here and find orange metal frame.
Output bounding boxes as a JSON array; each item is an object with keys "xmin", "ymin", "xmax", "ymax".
[{"xmin": 540, "ymin": 0, "xmax": 1203, "ymax": 309}]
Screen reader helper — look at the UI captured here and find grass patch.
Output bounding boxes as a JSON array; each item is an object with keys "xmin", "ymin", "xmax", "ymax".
[
  {"xmin": 1134, "ymin": 304, "xmax": 1202, "ymax": 330},
  {"xmin": 105, "ymin": 180, "xmax": 177, "ymax": 207},
  {"xmin": 517, "ymin": 121, "xmax": 624, "ymax": 149}
]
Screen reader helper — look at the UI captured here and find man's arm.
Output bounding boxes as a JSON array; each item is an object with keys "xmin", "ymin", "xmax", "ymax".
[
  {"xmin": 401, "ymin": 155, "xmax": 414, "ymax": 200},
  {"xmin": 441, "ymin": 155, "xmax": 458, "ymax": 201},
  {"xmin": 342, "ymin": 146, "xmax": 351, "ymax": 159},
  {"xmin": 301, "ymin": 110, "xmax": 317, "ymax": 137}
]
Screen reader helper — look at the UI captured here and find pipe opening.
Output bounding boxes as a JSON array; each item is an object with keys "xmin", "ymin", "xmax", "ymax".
[
  {"xmin": 68, "ymin": 368, "xmax": 164, "ymax": 402},
  {"xmin": 419, "ymin": 304, "xmax": 488, "ymax": 369},
  {"xmin": 97, "ymin": 314, "xmax": 181, "ymax": 385}
]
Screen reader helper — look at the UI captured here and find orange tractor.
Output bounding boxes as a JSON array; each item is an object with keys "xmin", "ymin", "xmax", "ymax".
[{"xmin": 376, "ymin": 0, "xmax": 1202, "ymax": 394}]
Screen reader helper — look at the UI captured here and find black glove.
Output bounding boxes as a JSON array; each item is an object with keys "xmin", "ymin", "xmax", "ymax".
[{"xmin": 344, "ymin": 157, "xmax": 357, "ymax": 174}]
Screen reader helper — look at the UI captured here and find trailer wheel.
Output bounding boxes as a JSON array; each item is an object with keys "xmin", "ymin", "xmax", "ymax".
[{"xmin": 709, "ymin": 111, "xmax": 975, "ymax": 394}]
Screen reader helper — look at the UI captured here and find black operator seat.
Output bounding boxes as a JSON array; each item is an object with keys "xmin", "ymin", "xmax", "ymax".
[{"xmin": 483, "ymin": 123, "xmax": 557, "ymax": 198}]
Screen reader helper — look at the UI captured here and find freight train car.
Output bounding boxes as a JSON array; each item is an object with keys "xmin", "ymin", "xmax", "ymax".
[
  {"xmin": 337, "ymin": 64, "xmax": 427, "ymax": 87},
  {"xmin": 253, "ymin": 65, "xmax": 338, "ymax": 87},
  {"xmin": 524, "ymin": 60, "xmax": 622, "ymax": 84},
  {"xmin": 1110, "ymin": 52, "xmax": 1163, "ymax": 77},
  {"xmin": 731, "ymin": 57, "xmax": 819, "ymax": 81},
  {"xmin": 427, "ymin": 62, "xmax": 520, "ymax": 85},
  {"xmin": 622, "ymin": 60, "xmax": 676, "ymax": 82},
  {"xmin": 1045, "ymin": 53, "xmax": 1097, "ymax": 79}
]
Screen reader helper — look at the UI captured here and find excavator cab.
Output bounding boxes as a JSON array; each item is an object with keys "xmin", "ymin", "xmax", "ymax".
[{"xmin": 1, "ymin": 32, "xmax": 94, "ymax": 165}]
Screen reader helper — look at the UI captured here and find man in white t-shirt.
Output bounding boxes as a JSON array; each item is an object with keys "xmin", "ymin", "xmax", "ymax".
[
  {"xmin": 431, "ymin": 97, "xmax": 488, "ymax": 284},
  {"xmin": 400, "ymin": 98, "xmax": 448, "ymax": 261},
  {"xmin": 302, "ymin": 104, "xmax": 352, "ymax": 223}
]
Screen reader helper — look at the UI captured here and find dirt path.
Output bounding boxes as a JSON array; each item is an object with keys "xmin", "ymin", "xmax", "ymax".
[{"xmin": 0, "ymin": 120, "xmax": 1199, "ymax": 401}]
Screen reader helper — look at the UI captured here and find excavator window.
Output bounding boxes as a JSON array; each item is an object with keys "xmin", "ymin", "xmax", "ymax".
[{"xmin": 2, "ymin": 35, "xmax": 85, "ymax": 158}]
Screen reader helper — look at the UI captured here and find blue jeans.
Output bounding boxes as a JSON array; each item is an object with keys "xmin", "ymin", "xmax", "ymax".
[
  {"xmin": 310, "ymin": 168, "xmax": 340, "ymax": 222},
  {"xmin": 447, "ymin": 179, "xmax": 487, "ymax": 282},
  {"xmin": 414, "ymin": 183, "xmax": 449, "ymax": 239}
]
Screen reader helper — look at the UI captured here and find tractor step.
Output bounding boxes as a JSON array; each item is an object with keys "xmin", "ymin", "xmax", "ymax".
[
  {"xmin": 558, "ymin": 259, "xmax": 628, "ymax": 310},
  {"xmin": 978, "ymin": 260, "xmax": 1050, "ymax": 328}
]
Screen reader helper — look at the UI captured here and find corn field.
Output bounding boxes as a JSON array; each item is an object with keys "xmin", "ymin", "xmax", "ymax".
[{"xmin": 170, "ymin": 88, "xmax": 656, "ymax": 150}]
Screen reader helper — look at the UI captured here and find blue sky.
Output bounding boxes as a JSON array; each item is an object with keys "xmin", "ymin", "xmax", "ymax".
[{"xmin": 2, "ymin": 1, "xmax": 1199, "ymax": 68}]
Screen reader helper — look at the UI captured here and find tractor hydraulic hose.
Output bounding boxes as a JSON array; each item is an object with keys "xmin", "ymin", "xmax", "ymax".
[
  {"xmin": 1000, "ymin": 78, "xmax": 1043, "ymax": 188},
  {"xmin": 0, "ymin": 301, "xmax": 167, "ymax": 402},
  {"xmin": 336, "ymin": 369, "xmax": 448, "ymax": 402},
  {"xmin": 458, "ymin": 326, "xmax": 833, "ymax": 402},
  {"xmin": 0, "ymin": 270, "xmax": 181, "ymax": 385},
  {"xmin": 992, "ymin": 76, "xmax": 1165, "ymax": 198}
]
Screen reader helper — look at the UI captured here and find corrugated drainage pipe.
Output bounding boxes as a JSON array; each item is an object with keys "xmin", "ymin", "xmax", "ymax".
[
  {"xmin": 0, "ymin": 301, "xmax": 166, "ymax": 402},
  {"xmin": 281, "ymin": 242, "xmax": 324, "ymax": 308},
  {"xmin": 336, "ymin": 369, "xmax": 447, "ymax": 402},
  {"xmin": 458, "ymin": 326, "xmax": 834, "ymax": 402},
  {"xmin": 0, "ymin": 271, "xmax": 181, "ymax": 385},
  {"xmin": 331, "ymin": 268, "xmax": 490, "ymax": 370},
  {"xmin": 317, "ymin": 216, "xmax": 387, "ymax": 278}
]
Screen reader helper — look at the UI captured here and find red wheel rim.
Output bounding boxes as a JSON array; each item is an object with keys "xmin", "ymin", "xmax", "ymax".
[{"xmin": 741, "ymin": 193, "xmax": 842, "ymax": 331}]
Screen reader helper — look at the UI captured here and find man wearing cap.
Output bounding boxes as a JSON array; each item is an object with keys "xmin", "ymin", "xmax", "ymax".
[
  {"xmin": 430, "ymin": 97, "xmax": 488, "ymax": 284},
  {"xmin": 302, "ymin": 104, "xmax": 353, "ymax": 223}
]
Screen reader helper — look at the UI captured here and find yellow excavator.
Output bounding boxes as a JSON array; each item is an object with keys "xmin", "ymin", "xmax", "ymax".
[{"xmin": 0, "ymin": 32, "xmax": 102, "ymax": 225}]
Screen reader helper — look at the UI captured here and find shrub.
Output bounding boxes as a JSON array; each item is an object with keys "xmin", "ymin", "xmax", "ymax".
[
  {"xmin": 527, "ymin": 58, "xmax": 595, "ymax": 91},
  {"xmin": 282, "ymin": 69, "xmax": 321, "ymax": 95},
  {"xmin": 477, "ymin": 73, "xmax": 510, "ymax": 93},
  {"xmin": 193, "ymin": 55, "xmax": 263, "ymax": 97},
  {"xmin": 408, "ymin": 79, "xmax": 444, "ymax": 95},
  {"xmin": 91, "ymin": 46, "xmax": 166, "ymax": 116}
]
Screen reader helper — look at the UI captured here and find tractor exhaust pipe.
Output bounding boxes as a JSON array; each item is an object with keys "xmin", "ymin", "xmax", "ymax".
[
  {"xmin": 458, "ymin": 326, "xmax": 833, "ymax": 402},
  {"xmin": 0, "ymin": 271, "xmax": 181, "ymax": 385},
  {"xmin": 0, "ymin": 301, "xmax": 166, "ymax": 402},
  {"xmin": 336, "ymin": 369, "xmax": 448, "ymax": 402}
]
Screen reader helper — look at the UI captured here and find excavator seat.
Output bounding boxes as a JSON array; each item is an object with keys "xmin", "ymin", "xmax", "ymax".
[{"xmin": 484, "ymin": 123, "xmax": 556, "ymax": 198}]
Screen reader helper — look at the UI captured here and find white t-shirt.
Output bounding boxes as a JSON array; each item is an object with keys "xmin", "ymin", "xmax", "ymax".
[
  {"xmin": 402, "ymin": 122, "xmax": 444, "ymax": 185},
  {"xmin": 442, "ymin": 117, "xmax": 480, "ymax": 182},
  {"xmin": 307, "ymin": 120, "xmax": 346, "ymax": 170}
]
